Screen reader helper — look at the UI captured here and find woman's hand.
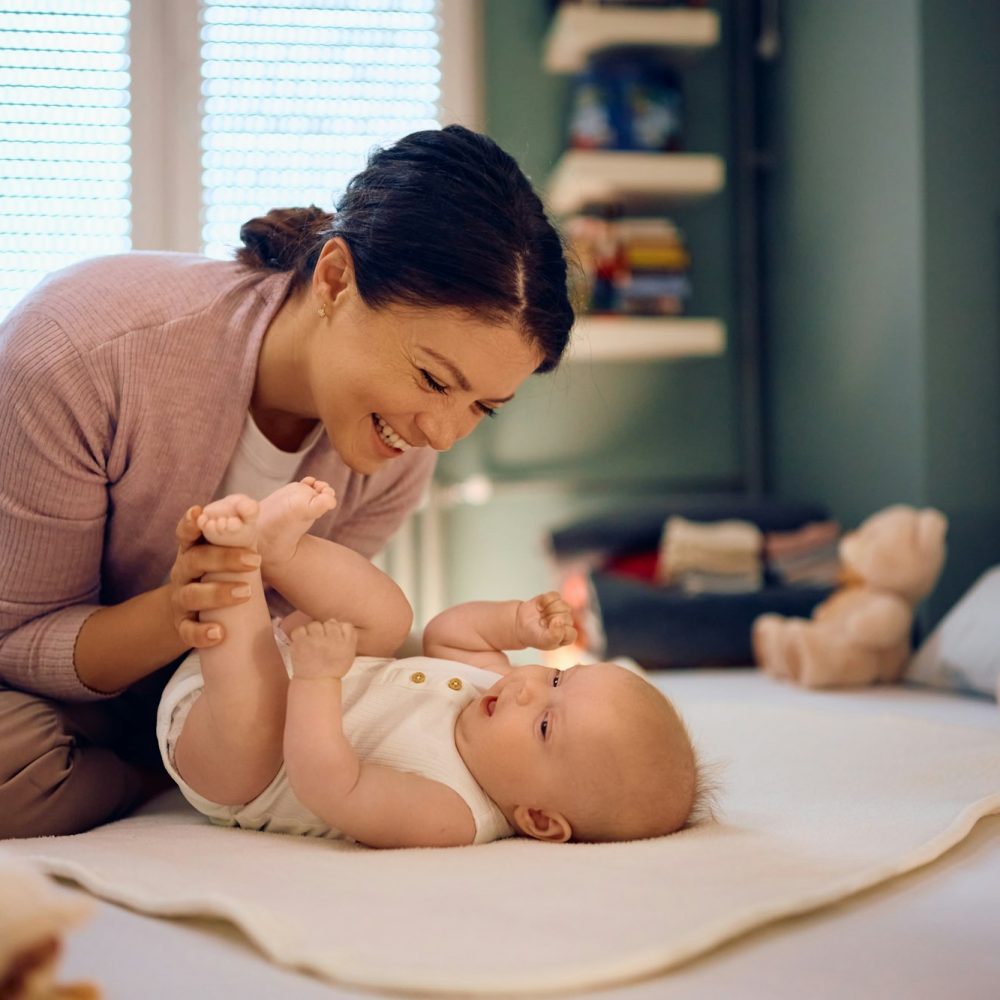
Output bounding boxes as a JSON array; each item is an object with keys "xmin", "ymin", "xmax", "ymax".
[
  {"xmin": 168, "ymin": 505, "xmax": 261, "ymax": 649},
  {"xmin": 515, "ymin": 591, "xmax": 578, "ymax": 651}
]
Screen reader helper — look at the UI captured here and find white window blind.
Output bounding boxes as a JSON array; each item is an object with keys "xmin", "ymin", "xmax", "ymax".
[
  {"xmin": 0, "ymin": 1, "xmax": 132, "ymax": 319},
  {"xmin": 199, "ymin": 0, "xmax": 441, "ymax": 260}
]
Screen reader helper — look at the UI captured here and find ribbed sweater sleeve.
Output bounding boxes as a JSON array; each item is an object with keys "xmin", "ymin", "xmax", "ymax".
[
  {"xmin": 0, "ymin": 312, "xmax": 111, "ymax": 700},
  {"xmin": 0, "ymin": 252, "xmax": 437, "ymax": 702}
]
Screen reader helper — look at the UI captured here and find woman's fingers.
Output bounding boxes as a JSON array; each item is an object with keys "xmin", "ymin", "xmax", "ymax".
[
  {"xmin": 178, "ymin": 543, "xmax": 260, "ymax": 581},
  {"xmin": 175, "ymin": 505, "xmax": 203, "ymax": 546},
  {"xmin": 176, "ymin": 579, "xmax": 253, "ymax": 614},
  {"xmin": 170, "ymin": 508, "xmax": 260, "ymax": 649},
  {"xmin": 176, "ymin": 616, "xmax": 225, "ymax": 649}
]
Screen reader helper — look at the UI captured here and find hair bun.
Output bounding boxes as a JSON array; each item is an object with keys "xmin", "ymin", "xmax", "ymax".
[{"xmin": 236, "ymin": 206, "xmax": 334, "ymax": 271}]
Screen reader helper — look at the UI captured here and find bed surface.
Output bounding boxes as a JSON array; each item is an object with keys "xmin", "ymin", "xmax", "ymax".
[{"xmin": 52, "ymin": 670, "xmax": 1000, "ymax": 998}]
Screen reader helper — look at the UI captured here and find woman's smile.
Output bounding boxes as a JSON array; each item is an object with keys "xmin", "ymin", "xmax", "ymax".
[{"xmin": 372, "ymin": 413, "xmax": 413, "ymax": 454}]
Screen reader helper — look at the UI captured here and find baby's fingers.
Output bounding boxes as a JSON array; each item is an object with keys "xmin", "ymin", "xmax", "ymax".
[
  {"xmin": 558, "ymin": 622, "xmax": 578, "ymax": 647},
  {"xmin": 533, "ymin": 590, "xmax": 565, "ymax": 611},
  {"xmin": 545, "ymin": 618, "xmax": 577, "ymax": 647}
]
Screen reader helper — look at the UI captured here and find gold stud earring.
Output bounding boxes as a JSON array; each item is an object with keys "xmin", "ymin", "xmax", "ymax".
[{"xmin": 317, "ymin": 303, "xmax": 327, "ymax": 318}]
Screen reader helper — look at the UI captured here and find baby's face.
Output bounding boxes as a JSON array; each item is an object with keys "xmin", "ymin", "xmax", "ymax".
[{"xmin": 455, "ymin": 662, "xmax": 672, "ymax": 839}]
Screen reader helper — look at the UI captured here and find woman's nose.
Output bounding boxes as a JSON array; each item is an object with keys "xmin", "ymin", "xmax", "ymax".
[{"xmin": 415, "ymin": 408, "xmax": 474, "ymax": 452}]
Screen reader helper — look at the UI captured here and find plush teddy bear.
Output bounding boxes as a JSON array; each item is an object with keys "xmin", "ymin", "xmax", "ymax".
[{"xmin": 752, "ymin": 505, "xmax": 948, "ymax": 688}]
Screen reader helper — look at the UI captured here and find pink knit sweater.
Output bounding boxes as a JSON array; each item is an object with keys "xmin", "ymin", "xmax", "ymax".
[{"xmin": 0, "ymin": 253, "xmax": 436, "ymax": 701}]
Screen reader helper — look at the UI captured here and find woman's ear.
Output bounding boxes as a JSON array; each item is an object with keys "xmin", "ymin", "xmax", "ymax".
[
  {"xmin": 313, "ymin": 237, "xmax": 355, "ymax": 309},
  {"xmin": 512, "ymin": 805, "xmax": 572, "ymax": 843}
]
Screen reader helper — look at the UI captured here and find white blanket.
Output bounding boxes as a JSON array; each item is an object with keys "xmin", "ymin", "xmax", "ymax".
[{"xmin": 5, "ymin": 673, "xmax": 1000, "ymax": 996}]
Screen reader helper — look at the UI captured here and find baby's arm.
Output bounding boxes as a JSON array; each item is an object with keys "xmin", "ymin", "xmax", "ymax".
[
  {"xmin": 283, "ymin": 619, "xmax": 476, "ymax": 848},
  {"xmin": 422, "ymin": 591, "xmax": 577, "ymax": 671}
]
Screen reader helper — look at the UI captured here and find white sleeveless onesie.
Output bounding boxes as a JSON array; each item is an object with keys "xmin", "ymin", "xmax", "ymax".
[{"xmin": 157, "ymin": 642, "xmax": 513, "ymax": 845}]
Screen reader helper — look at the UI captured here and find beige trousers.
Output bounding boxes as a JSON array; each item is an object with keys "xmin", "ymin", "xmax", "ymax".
[{"xmin": 0, "ymin": 667, "xmax": 174, "ymax": 838}]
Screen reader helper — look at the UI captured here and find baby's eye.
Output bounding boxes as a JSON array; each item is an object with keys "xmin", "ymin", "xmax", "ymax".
[
  {"xmin": 551, "ymin": 672, "xmax": 561, "ymax": 687},
  {"xmin": 540, "ymin": 716, "xmax": 549, "ymax": 738}
]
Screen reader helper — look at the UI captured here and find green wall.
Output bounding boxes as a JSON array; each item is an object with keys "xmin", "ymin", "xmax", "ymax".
[
  {"xmin": 439, "ymin": 0, "xmax": 1000, "ymax": 621},
  {"xmin": 437, "ymin": 0, "xmax": 744, "ymax": 608},
  {"xmin": 762, "ymin": 0, "xmax": 1000, "ymax": 621},
  {"xmin": 920, "ymin": 0, "xmax": 1000, "ymax": 620}
]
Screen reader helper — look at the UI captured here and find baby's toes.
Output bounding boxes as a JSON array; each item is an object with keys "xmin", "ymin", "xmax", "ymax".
[
  {"xmin": 307, "ymin": 488, "xmax": 337, "ymax": 515},
  {"xmin": 234, "ymin": 496, "xmax": 258, "ymax": 518}
]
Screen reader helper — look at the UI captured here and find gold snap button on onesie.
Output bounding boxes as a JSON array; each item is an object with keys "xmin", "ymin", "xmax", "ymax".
[
  {"xmin": 447, "ymin": 678, "xmax": 463, "ymax": 691},
  {"xmin": 410, "ymin": 671, "xmax": 426, "ymax": 684}
]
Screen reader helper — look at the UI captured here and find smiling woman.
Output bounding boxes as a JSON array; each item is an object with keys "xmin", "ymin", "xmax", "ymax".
[{"xmin": 0, "ymin": 125, "xmax": 574, "ymax": 838}]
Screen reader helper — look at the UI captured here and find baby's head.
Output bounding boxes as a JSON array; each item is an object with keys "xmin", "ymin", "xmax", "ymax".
[{"xmin": 454, "ymin": 662, "xmax": 698, "ymax": 843}]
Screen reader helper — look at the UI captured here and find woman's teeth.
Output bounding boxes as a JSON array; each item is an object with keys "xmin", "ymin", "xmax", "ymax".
[{"xmin": 375, "ymin": 415, "xmax": 411, "ymax": 452}]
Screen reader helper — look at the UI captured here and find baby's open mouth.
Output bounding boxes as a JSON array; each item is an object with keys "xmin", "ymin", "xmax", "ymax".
[{"xmin": 482, "ymin": 695, "xmax": 498, "ymax": 717}]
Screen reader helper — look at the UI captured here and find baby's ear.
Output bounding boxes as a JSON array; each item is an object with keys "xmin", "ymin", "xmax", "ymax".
[{"xmin": 513, "ymin": 806, "xmax": 572, "ymax": 843}]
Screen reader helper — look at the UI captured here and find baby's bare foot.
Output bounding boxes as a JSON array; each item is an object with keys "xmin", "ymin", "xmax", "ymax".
[
  {"xmin": 257, "ymin": 477, "xmax": 337, "ymax": 565},
  {"xmin": 197, "ymin": 494, "xmax": 259, "ymax": 548}
]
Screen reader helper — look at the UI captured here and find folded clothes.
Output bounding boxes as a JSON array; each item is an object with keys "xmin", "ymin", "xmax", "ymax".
[
  {"xmin": 764, "ymin": 520, "xmax": 841, "ymax": 559},
  {"xmin": 772, "ymin": 560, "xmax": 842, "ymax": 587},
  {"xmin": 658, "ymin": 516, "xmax": 763, "ymax": 584},
  {"xmin": 677, "ymin": 569, "xmax": 763, "ymax": 595},
  {"xmin": 765, "ymin": 521, "xmax": 842, "ymax": 587}
]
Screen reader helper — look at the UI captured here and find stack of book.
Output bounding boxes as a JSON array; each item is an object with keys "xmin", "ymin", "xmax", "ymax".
[{"xmin": 565, "ymin": 213, "xmax": 692, "ymax": 316}]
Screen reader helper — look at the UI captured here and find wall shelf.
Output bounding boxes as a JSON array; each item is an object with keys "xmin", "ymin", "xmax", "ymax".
[
  {"xmin": 566, "ymin": 315, "xmax": 726, "ymax": 362},
  {"xmin": 544, "ymin": 5, "xmax": 720, "ymax": 73},
  {"xmin": 547, "ymin": 150, "xmax": 725, "ymax": 215}
]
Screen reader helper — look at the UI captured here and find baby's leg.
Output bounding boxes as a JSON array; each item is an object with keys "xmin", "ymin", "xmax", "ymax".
[
  {"xmin": 173, "ymin": 494, "xmax": 288, "ymax": 806},
  {"xmin": 258, "ymin": 479, "xmax": 412, "ymax": 655}
]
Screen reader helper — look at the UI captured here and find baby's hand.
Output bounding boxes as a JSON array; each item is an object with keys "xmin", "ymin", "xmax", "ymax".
[
  {"xmin": 515, "ymin": 591, "xmax": 578, "ymax": 651},
  {"xmin": 289, "ymin": 618, "xmax": 357, "ymax": 681}
]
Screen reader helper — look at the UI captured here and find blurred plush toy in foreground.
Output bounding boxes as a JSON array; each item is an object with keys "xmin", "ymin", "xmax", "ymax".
[
  {"xmin": 0, "ymin": 849, "xmax": 98, "ymax": 999},
  {"xmin": 752, "ymin": 505, "xmax": 948, "ymax": 688}
]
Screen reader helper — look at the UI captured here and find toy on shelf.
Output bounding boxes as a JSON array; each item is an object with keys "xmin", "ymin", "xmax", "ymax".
[
  {"xmin": 567, "ymin": 52, "xmax": 683, "ymax": 153},
  {"xmin": 752, "ymin": 504, "xmax": 948, "ymax": 688}
]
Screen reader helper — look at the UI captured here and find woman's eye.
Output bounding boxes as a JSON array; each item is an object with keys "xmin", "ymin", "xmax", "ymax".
[
  {"xmin": 420, "ymin": 370, "xmax": 448, "ymax": 394},
  {"xmin": 476, "ymin": 402, "xmax": 498, "ymax": 419}
]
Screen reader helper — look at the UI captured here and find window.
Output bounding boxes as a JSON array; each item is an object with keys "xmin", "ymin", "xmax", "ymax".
[
  {"xmin": 0, "ymin": 0, "xmax": 479, "ymax": 319},
  {"xmin": 199, "ymin": 0, "xmax": 441, "ymax": 259},
  {"xmin": 0, "ymin": 2, "xmax": 132, "ymax": 318}
]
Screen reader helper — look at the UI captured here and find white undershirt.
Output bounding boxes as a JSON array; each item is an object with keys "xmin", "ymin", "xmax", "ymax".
[{"xmin": 214, "ymin": 410, "xmax": 324, "ymax": 502}]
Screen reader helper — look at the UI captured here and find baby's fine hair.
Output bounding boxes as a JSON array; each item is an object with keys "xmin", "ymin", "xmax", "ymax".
[
  {"xmin": 235, "ymin": 125, "xmax": 574, "ymax": 373},
  {"xmin": 569, "ymin": 669, "xmax": 700, "ymax": 844}
]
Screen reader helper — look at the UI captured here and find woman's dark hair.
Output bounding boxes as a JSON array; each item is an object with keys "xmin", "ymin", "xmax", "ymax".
[{"xmin": 236, "ymin": 125, "xmax": 573, "ymax": 371}]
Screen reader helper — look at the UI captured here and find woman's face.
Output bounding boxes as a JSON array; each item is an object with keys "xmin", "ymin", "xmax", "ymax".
[{"xmin": 306, "ymin": 292, "xmax": 543, "ymax": 475}]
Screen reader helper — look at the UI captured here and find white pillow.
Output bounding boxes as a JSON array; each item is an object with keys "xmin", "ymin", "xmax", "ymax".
[{"xmin": 906, "ymin": 566, "xmax": 1000, "ymax": 701}]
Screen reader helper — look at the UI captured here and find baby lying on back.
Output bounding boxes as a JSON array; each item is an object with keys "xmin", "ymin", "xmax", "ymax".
[{"xmin": 158, "ymin": 478, "xmax": 702, "ymax": 847}]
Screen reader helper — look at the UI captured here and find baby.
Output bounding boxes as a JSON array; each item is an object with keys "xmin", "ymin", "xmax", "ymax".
[{"xmin": 157, "ymin": 478, "xmax": 699, "ymax": 847}]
